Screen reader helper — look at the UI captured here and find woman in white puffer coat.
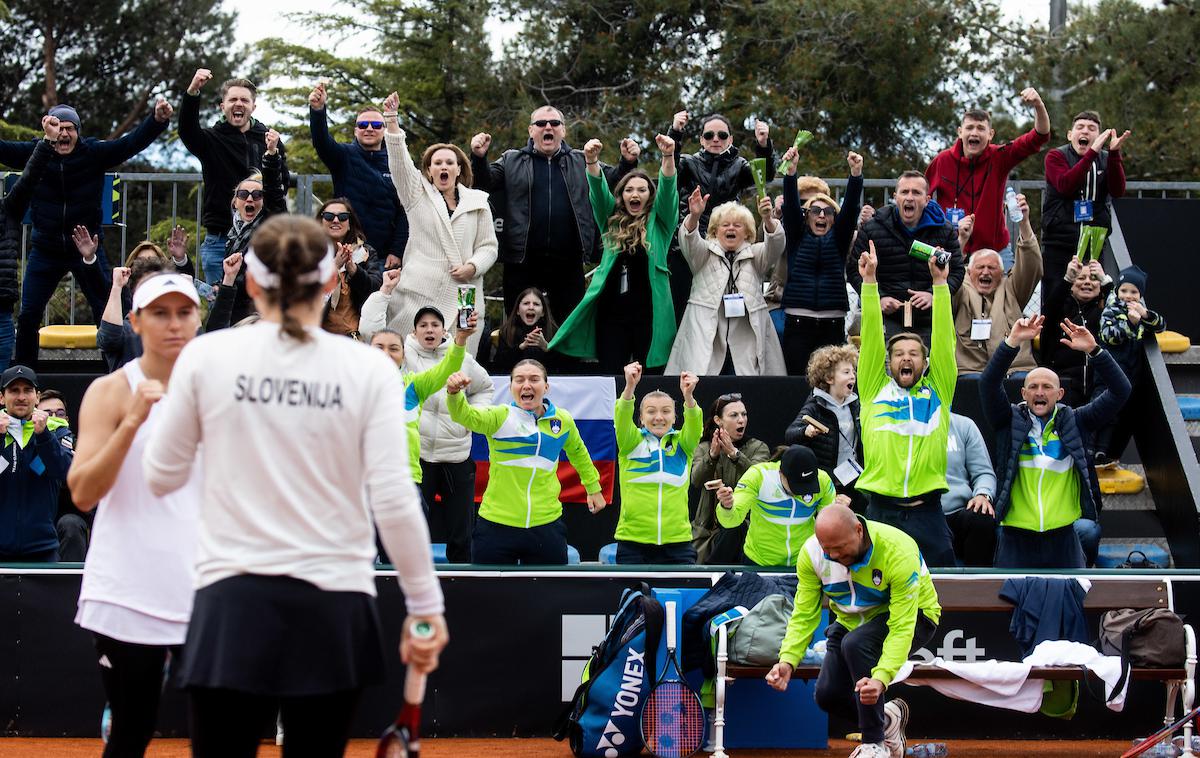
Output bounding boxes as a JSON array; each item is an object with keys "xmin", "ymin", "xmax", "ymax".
[
  {"xmin": 377, "ymin": 91, "xmax": 497, "ymax": 356},
  {"xmin": 665, "ymin": 188, "xmax": 786, "ymax": 376}
]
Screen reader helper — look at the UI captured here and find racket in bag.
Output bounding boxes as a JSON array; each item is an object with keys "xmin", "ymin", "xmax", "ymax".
[{"xmin": 554, "ymin": 583, "xmax": 665, "ymax": 757}]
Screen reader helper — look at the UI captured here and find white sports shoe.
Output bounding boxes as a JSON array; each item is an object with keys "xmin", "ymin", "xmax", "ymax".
[
  {"xmin": 849, "ymin": 743, "xmax": 891, "ymax": 758},
  {"xmin": 883, "ymin": 698, "xmax": 909, "ymax": 758},
  {"xmin": 276, "ymin": 712, "xmax": 284, "ymax": 746}
]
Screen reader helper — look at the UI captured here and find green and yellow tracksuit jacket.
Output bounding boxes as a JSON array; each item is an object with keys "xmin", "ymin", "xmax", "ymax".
[{"xmin": 613, "ymin": 399, "xmax": 702, "ymax": 546}]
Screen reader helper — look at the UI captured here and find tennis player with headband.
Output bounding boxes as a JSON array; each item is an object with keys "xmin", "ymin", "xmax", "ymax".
[
  {"xmin": 68, "ymin": 272, "xmax": 204, "ymax": 757},
  {"xmin": 143, "ymin": 214, "xmax": 446, "ymax": 756}
]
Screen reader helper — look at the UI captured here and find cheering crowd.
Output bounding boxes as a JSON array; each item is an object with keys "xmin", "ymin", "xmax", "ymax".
[{"xmin": 0, "ymin": 72, "xmax": 1164, "ymax": 573}]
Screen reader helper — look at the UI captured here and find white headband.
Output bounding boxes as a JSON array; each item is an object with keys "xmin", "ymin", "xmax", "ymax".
[{"xmin": 243, "ymin": 244, "xmax": 336, "ymax": 290}]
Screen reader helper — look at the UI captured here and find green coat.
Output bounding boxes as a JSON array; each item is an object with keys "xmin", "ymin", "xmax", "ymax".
[{"xmin": 548, "ymin": 171, "xmax": 678, "ymax": 367}]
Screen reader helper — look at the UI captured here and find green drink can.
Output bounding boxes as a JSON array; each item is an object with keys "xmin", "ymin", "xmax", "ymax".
[
  {"xmin": 909, "ymin": 240, "xmax": 951, "ymax": 269},
  {"xmin": 456, "ymin": 284, "xmax": 475, "ymax": 329}
]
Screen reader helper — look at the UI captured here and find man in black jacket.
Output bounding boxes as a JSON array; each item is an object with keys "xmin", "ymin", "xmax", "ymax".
[
  {"xmin": 0, "ymin": 118, "xmax": 59, "ymax": 373},
  {"xmin": 180, "ymin": 68, "xmax": 289, "ymax": 285},
  {"xmin": 0, "ymin": 100, "xmax": 173, "ymax": 367},
  {"xmin": 847, "ymin": 171, "xmax": 965, "ymax": 341},
  {"xmin": 980, "ymin": 314, "xmax": 1130, "ymax": 568},
  {"xmin": 469, "ymin": 106, "xmax": 637, "ymax": 324},
  {"xmin": 308, "ymin": 80, "xmax": 407, "ymax": 270}
]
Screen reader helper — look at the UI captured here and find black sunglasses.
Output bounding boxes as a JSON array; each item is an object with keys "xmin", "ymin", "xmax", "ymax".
[
  {"xmin": 806, "ymin": 206, "xmax": 835, "ymax": 218},
  {"xmin": 234, "ymin": 189, "xmax": 264, "ymax": 200},
  {"xmin": 532, "ymin": 119, "xmax": 563, "ymax": 128},
  {"xmin": 321, "ymin": 211, "xmax": 351, "ymax": 222},
  {"xmin": 357, "ymin": 120, "xmax": 384, "ymax": 130},
  {"xmin": 703, "ymin": 130, "xmax": 731, "ymax": 140}
]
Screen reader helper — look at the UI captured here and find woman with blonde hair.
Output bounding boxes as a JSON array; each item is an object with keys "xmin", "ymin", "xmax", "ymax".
[
  {"xmin": 666, "ymin": 188, "xmax": 785, "ymax": 375},
  {"xmin": 372, "ymin": 92, "xmax": 496, "ymax": 355},
  {"xmin": 549, "ymin": 135, "xmax": 678, "ymax": 374}
]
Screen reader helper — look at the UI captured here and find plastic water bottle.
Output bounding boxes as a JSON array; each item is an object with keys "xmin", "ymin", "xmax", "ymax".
[
  {"xmin": 1005, "ymin": 186, "xmax": 1022, "ymax": 222},
  {"xmin": 906, "ymin": 744, "xmax": 948, "ymax": 757}
]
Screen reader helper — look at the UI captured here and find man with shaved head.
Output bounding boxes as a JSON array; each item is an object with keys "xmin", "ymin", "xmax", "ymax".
[
  {"xmin": 953, "ymin": 192, "xmax": 1042, "ymax": 377},
  {"xmin": 767, "ymin": 505, "xmax": 940, "ymax": 758},
  {"xmin": 980, "ymin": 315, "xmax": 1130, "ymax": 568}
]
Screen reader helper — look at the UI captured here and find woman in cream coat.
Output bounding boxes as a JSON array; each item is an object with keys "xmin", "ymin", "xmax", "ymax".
[
  {"xmin": 375, "ymin": 91, "xmax": 497, "ymax": 354},
  {"xmin": 665, "ymin": 188, "xmax": 786, "ymax": 375}
]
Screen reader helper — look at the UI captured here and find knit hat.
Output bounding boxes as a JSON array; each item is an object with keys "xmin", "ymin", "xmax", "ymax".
[
  {"xmin": 779, "ymin": 445, "xmax": 820, "ymax": 497},
  {"xmin": 47, "ymin": 104, "xmax": 81, "ymax": 131},
  {"xmin": 1116, "ymin": 265, "xmax": 1148, "ymax": 297}
]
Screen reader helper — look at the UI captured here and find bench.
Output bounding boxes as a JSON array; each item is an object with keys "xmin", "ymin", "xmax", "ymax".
[{"xmin": 708, "ymin": 576, "xmax": 1197, "ymax": 758}]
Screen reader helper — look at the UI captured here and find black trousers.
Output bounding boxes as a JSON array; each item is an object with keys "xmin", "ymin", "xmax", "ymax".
[
  {"xmin": 866, "ymin": 492, "xmax": 959, "ymax": 568},
  {"xmin": 815, "ymin": 612, "xmax": 937, "ymax": 744},
  {"xmin": 595, "ymin": 312, "xmax": 653, "ymax": 375},
  {"xmin": 946, "ymin": 506, "xmax": 998, "ymax": 568},
  {"xmin": 502, "ymin": 257, "xmax": 585, "ymax": 327},
  {"xmin": 472, "ymin": 516, "xmax": 568, "ymax": 565},
  {"xmin": 420, "ymin": 458, "xmax": 477, "ymax": 564},
  {"xmin": 782, "ymin": 314, "xmax": 846, "ymax": 376},
  {"xmin": 189, "ymin": 686, "xmax": 360, "ymax": 758},
  {"xmin": 57, "ymin": 513, "xmax": 90, "ymax": 562},
  {"xmin": 615, "ymin": 540, "xmax": 696, "ymax": 565},
  {"xmin": 92, "ymin": 633, "xmax": 178, "ymax": 758}
]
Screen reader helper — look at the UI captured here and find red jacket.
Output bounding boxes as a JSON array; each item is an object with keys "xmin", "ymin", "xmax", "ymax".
[{"xmin": 925, "ymin": 128, "xmax": 1050, "ymax": 254}]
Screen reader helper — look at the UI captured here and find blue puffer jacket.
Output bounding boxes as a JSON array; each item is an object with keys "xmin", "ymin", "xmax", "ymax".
[
  {"xmin": 0, "ymin": 114, "xmax": 167, "ymax": 255},
  {"xmin": 0, "ymin": 420, "xmax": 74, "ymax": 556},
  {"xmin": 980, "ymin": 340, "xmax": 1130, "ymax": 523},
  {"xmin": 780, "ymin": 173, "xmax": 862, "ymax": 312},
  {"xmin": 309, "ymin": 107, "xmax": 409, "ymax": 260}
]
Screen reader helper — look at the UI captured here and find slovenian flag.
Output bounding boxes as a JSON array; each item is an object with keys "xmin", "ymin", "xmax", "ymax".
[{"xmin": 470, "ymin": 376, "xmax": 617, "ymax": 503}]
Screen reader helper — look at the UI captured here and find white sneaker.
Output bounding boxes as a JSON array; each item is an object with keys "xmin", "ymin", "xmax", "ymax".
[
  {"xmin": 849, "ymin": 743, "xmax": 891, "ymax": 758},
  {"xmin": 883, "ymin": 698, "xmax": 909, "ymax": 758},
  {"xmin": 276, "ymin": 712, "xmax": 284, "ymax": 746}
]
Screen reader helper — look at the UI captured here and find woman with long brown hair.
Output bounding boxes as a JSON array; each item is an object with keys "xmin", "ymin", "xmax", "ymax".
[{"xmin": 548, "ymin": 134, "xmax": 678, "ymax": 374}]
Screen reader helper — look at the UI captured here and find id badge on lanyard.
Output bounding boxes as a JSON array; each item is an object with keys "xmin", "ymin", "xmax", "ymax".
[
  {"xmin": 723, "ymin": 293, "xmax": 747, "ymax": 318},
  {"xmin": 1074, "ymin": 199, "xmax": 1094, "ymax": 223},
  {"xmin": 946, "ymin": 207, "xmax": 965, "ymax": 229}
]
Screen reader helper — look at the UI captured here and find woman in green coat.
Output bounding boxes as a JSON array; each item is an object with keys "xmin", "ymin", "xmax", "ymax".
[{"xmin": 548, "ymin": 134, "xmax": 678, "ymax": 373}]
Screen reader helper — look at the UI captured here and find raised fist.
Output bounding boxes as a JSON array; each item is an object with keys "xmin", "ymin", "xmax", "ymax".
[
  {"xmin": 264, "ymin": 128, "xmax": 280, "ymax": 155},
  {"xmin": 111, "ymin": 266, "xmax": 132, "ymax": 289},
  {"xmin": 847, "ymin": 151, "xmax": 864, "ymax": 177},
  {"xmin": 41, "ymin": 115, "xmax": 60, "ymax": 141},
  {"xmin": 383, "ymin": 91, "xmax": 400, "ymax": 115},
  {"xmin": 583, "ymin": 139, "xmax": 603, "ymax": 163},
  {"xmin": 619, "ymin": 138, "xmax": 641, "ymax": 163},
  {"xmin": 754, "ymin": 119, "xmax": 770, "ymax": 146},
  {"xmin": 189, "ymin": 68, "xmax": 213, "ymax": 94},
  {"xmin": 381, "ymin": 268, "xmax": 401, "ymax": 295},
  {"xmin": 654, "ymin": 133, "xmax": 675, "ymax": 156},
  {"xmin": 309, "ymin": 82, "xmax": 327, "ymax": 110},
  {"xmin": 470, "ymin": 132, "xmax": 492, "ymax": 157},
  {"xmin": 672, "ymin": 110, "xmax": 689, "ymax": 131},
  {"xmin": 154, "ymin": 97, "xmax": 174, "ymax": 123}
]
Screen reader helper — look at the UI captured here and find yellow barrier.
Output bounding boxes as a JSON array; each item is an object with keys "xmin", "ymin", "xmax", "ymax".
[{"xmin": 39, "ymin": 325, "xmax": 98, "ymax": 350}]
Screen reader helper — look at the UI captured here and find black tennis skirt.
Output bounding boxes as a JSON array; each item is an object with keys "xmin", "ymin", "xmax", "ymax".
[{"xmin": 178, "ymin": 573, "xmax": 386, "ymax": 696}]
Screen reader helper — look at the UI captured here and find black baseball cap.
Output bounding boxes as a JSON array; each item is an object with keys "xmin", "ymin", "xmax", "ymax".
[
  {"xmin": 413, "ymin": 306, "xmax": 445, "ymax": 327},
  {"xmin": 1, "ymin": 365, "xmax": 39, "ymax": 390},
  {"xmin": 779, "ymin": 445, "xmax": 820, "ymax": 497}
]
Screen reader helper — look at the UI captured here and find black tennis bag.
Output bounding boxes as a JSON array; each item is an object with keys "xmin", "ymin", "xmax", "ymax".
[{"xmin": 554, "ymin": 583, "xmax": 665, "ymax": 757}]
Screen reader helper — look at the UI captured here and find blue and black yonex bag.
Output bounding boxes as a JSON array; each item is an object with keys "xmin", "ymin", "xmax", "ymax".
[{"xmin": 554, "ymin": 583, "xmax": 665, "ymax": 757}]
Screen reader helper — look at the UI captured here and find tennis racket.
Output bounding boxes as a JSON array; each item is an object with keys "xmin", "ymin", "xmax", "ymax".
[
  {"xmin": 375, "ymin": 620, "xmax": 436, "ymax": 758},
  {"xmin": 1121, "ymin": 704, "xmax": 1200, "ymax": 758},
  {"xmin": 640, "ymin": 600, "xmax": 705, "ymax": 758}
]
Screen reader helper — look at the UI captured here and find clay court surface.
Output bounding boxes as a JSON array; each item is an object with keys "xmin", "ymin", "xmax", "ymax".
[{"xmin": 0, "ymin": 738, "xmax": 1136, "ymax": 756}]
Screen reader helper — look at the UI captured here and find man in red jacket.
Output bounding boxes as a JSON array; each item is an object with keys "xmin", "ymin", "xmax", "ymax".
[{"xmin": 925, "ymin": 89, "xmax": 1051, "ymax": 266}]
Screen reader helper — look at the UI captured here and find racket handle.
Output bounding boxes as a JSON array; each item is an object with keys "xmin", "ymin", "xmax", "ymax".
[
  {"xmin": 404, "ymin": 620, "xmax": 436, "ymax": 705},
  {"xmin": 666, "ymin": 600, "xmax": 677, "ymax": 650}
]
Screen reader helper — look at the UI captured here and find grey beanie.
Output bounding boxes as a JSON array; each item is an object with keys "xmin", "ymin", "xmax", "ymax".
[{"xmin": 47, "ymin": 104, "xmax": 81, "ymax": 131}]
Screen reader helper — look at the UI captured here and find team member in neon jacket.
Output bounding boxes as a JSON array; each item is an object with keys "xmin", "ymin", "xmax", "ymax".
[
  {"xmin": 767, "ymin": 505, "xmax": 941, "ymax": 758},
  {"xmin": 715, "ymin": 445, "xmax": 843, "ymax": 567},
  {"xmin": 613, "ymin": 361, "xmax": 702, "ymax": 564},
  {"xmin": 368, "ymin": 307, "xmax": 475, "ymax": 491},
  {"xmin": 856, "ymin": 241, "xmax": 958, "ymax": 567},
  {"xmin": 445, "ymin": 359, "xmax": 605, "ymax": 564}
]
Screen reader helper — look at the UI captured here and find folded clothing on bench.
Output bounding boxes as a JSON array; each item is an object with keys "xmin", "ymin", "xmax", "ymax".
[{"xmin": 891, "ymin": 639, "xmax": 1128, "ymax": 713}]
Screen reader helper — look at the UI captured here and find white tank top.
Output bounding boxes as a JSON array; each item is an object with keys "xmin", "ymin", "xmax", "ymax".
[{"xmin": 76, "ymin": 359, "xmax": 204, "ymax": 645}]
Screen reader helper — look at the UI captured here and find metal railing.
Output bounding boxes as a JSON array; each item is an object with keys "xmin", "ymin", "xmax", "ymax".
[{"xmin": 4, "ymin": 172, "xmax": 1199, "ymax": 325}]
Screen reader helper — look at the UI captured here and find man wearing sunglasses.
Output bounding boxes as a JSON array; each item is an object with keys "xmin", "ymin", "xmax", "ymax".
[
  {"xmin": 469, "ymin": 106, "xmax": 637, "ymax": 325},
  {"xmin": 181, "ymin": 67, "xmax": 290, "ymax": 285},
  {"xmin": 309, "ymin": 81, "xmax": 408, "ymax": 272},
  {"xmin": 665, "ymin": 111, "xmax": 776, "ymax": 324}
]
